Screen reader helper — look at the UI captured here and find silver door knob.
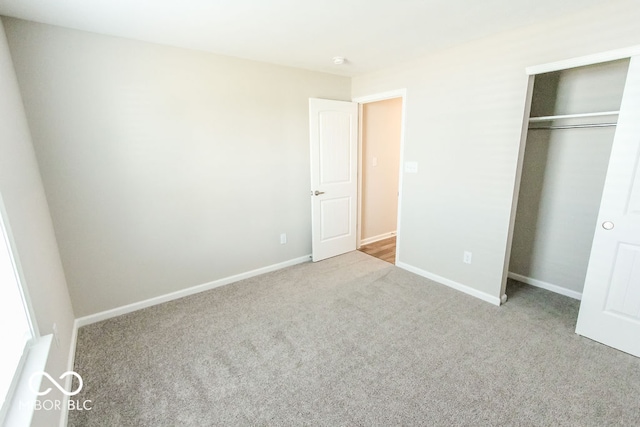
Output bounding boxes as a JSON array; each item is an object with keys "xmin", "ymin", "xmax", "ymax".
[
  {"xmin": 602, "ymin": 221, "xmax": 614, "ymax": 230},
  {"xmin": 314, "ymin": 190, "xmax": 325, "ymax": 196}
]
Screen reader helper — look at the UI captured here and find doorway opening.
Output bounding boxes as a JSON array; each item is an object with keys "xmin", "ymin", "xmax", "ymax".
[{"xmin": 354, "ymin": 91, "xmax": 405, "ymax": 265}]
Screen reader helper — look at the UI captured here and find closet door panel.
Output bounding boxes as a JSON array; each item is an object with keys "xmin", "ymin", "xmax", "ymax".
[
  {"xmin": 627, "ymin": 166, "xmax": 640, "ymax": 215},
  {"xmin": 576, "ymin": 55, "xmax": 640, "ymax": 357}
]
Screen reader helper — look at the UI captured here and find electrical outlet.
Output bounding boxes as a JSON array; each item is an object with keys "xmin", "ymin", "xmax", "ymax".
[
  {"xmin": 52, "ymin": 323, "xmax": 60, "ymax": 348},
  {"xmin": 463, "ymin": 251, "xmax": 472, "ymax": 264},
  {"xmin": 280, "ymin": 233, "xmax": 287, "ymax": 244}
]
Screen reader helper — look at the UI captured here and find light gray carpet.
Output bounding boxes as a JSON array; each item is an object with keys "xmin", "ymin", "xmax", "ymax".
[{"xmin": 70, "ymin": 251, "xmax": 640, "ymax": 426}]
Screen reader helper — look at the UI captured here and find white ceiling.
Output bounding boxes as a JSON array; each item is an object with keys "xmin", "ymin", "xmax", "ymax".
[{"xmin": 0, "ymin": 0, "xmax": 605, "ymax": 76}]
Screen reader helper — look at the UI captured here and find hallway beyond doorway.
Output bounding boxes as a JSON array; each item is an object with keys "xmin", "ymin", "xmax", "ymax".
[{"xmin": 358, "ymin": 236, "xmax": 396, "ymax": 264}]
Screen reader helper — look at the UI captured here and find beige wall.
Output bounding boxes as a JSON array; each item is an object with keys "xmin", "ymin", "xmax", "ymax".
[
  {"xmin": 4, "ymin": 18, "xmax": 351, "ymax": 317},
  {"xmin": 0, "ymin": 19, "xmax": 75, "ymax": 426},
  {"xmin": 361, "ymin": 98, "xmax": 402, "ymax": 242},
  {"xmin": 352, "ymin": 0, "xmax": 640, "ymax": 300},
  {"xmin": 510, "ymin": 60, "xmax": 628, "ymax": 294},
  {"xmin": 4, "ymin": 0, "xmax": 640, "ymax": 328}
]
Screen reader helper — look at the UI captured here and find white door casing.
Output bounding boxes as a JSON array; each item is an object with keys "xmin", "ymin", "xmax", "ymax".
[
  {"xmin": 309, "ymin": 98, "xmax": 358, "ymax": 262},
  {"xmin": 576, "ymin": 55, "xmax": 640, "ymax": 357}
]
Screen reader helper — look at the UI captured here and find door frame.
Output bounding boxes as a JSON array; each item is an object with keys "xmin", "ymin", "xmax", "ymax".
[
  {"xmin": 352, "ymin": 89, "xmax": 407, "ymax": 264},
  {"xmin": 501, "ymin": 44, "xmax": 640, "ymax": 299}
]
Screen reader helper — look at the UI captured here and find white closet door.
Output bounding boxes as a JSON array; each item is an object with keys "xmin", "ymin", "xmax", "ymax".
[{"xmin": 576, "ymin": 55, "xmax": 640, "ymax": 357}]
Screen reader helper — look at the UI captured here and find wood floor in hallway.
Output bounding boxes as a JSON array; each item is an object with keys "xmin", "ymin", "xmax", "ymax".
[{"xmin": 358, "ymin": 236, "xmax": 396, "ymax": 264}]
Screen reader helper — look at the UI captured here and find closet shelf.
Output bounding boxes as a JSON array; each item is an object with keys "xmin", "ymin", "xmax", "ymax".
[{"xmin": 528, "ymin": 110, "xmax": 619, "ymax": 123}]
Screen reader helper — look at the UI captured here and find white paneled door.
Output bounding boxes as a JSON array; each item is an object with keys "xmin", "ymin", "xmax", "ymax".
[
  {"xmin": 309, "ymin": 98, "xmax": 358, "ymax": 262},
  {"xmin": 576, "ymin": 56, "xmax": 640, "ymax": 357}
]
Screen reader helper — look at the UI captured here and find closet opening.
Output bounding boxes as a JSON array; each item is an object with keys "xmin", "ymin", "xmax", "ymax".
[{"xmin": 507, "ymin": 58, "xmax": 630, "ymax": 304}]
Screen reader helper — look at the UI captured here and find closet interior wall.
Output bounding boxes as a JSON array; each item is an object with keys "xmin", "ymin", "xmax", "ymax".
[{"xmin": 509, "ymin": 59, "xmax": 630, "ymax": 297}]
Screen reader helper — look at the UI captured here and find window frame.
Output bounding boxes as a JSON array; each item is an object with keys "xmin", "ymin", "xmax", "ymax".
[{"xmin": 0, "ymin": 193, "xmax": 43, "ymax": 425}]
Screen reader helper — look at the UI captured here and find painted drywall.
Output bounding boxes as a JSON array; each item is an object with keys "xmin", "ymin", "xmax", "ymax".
[
  {"xmin": 510, "ymin": 60, "xmax": 628, "ymax": 294},
  {"xmin": 352, "ymin": 0, "xmax": 640, "ymax": 300},
  {"xmin": 361, "ymin": 98, "xmax": 402, "ymax": 242},
  {"xmin": 3, "ymin": 18, "xmax": 351, "ymax": 317},
  {"xmin": 0, "ymin": 19, "xmax": 75, "ymax": 427}
]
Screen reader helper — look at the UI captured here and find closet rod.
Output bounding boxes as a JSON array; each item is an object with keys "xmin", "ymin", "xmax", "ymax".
[
  {"xmin": 528, "ymin": 123, "xmax": 617, "ymax": 130},
  {"xmin": 528, "ymin": 111, "xmax": 619, "ymax": 122}
]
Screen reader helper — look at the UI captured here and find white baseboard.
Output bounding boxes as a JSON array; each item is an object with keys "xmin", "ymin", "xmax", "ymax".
[
  {"xmin": 360, "ymin": 231, "xmax": 396, "ymax": 246},
  {"xmin": 508, "ymin": 272, "xmax": 582, "ymax": 300},
  {"xmin": 396, "ymin": 262, "xmax": 501, "ymax": 306},
  {"xmin": 75, "ymin": 255, "xmax": 312, "ymax": 328}
]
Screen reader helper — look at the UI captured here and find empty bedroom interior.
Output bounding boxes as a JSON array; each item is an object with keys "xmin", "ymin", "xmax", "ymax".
[{"xmin": 1, "ymin": 0, "xmax": 640, "ymax": 426}]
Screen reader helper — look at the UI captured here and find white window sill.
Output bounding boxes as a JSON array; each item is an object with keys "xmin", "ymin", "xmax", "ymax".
[{"xmin": 2, "ymin": 334, "xmax": 52, "ymax": 427}]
